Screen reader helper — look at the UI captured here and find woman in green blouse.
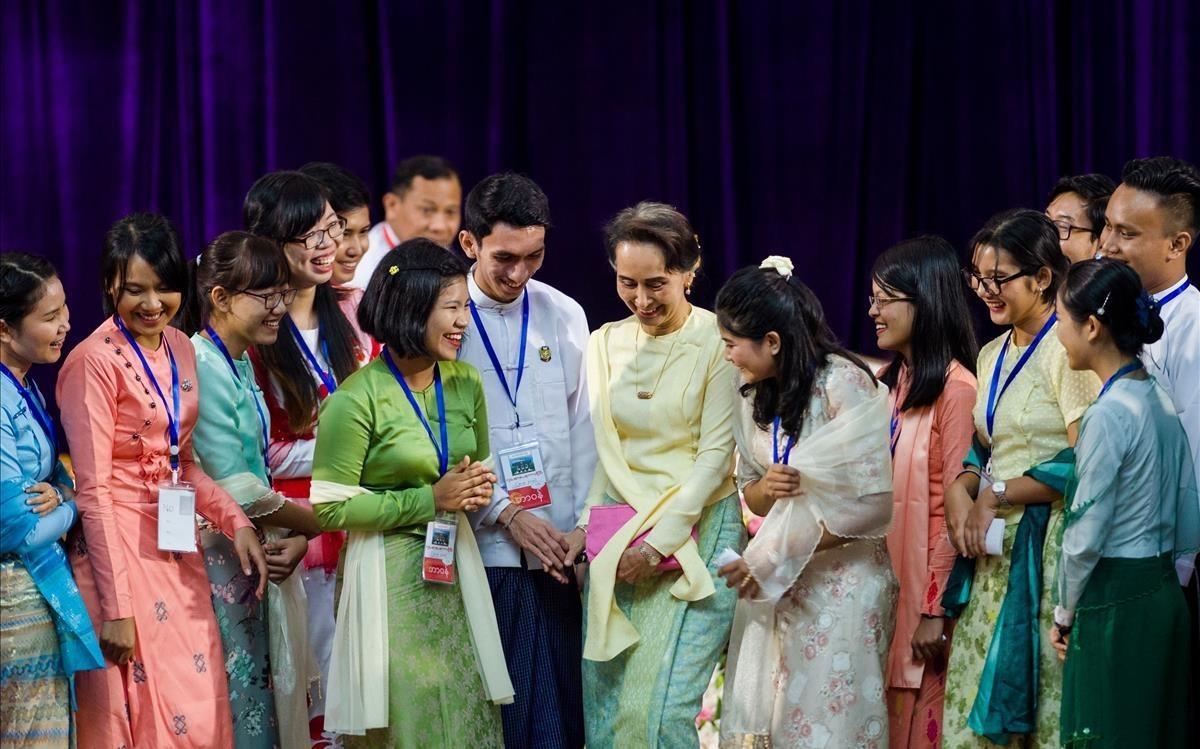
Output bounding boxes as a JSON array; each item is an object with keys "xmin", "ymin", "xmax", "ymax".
[{"xmin": 311, "ymin": 239, "xmax": 513, "ymax": 748}]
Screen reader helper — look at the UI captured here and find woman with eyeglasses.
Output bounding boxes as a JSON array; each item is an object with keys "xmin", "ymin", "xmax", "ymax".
[
  {"xmin": 185, "ymin": 231, "xmax": 324, "ymax": 749},
  {"xmin": 58, "ymin": 213, "xmax": 269, "ymax": 747},
  {"xmin": 243, "ymin": 170, "xmax": 377, "ymax": 747},
  {"xmin": 1, "ymin": 252, "xmax": 103, "ymax": 747},
  {"xmin": 941, "ymin": 209, "xmax": 1100, "ymax": 749},
  {"xmin": 869, "ymin": 237, "xmax": 979, "ymax": 748}
]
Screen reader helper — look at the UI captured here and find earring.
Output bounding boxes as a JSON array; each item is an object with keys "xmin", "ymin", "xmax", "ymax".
[{"xmin": 685, "ymin": 284, "xmax": 692, "ymax": 296}]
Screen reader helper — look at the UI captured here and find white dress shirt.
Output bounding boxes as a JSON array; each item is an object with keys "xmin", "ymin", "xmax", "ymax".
[
  {"xmin": 1145, "ymin": 277, "xmax": 1200, "ymax": 505},
  {"xmin": 461, "ymin": 271, "xmax": 597, "ymax": 568},
  {"xmin": 346, "ymin": 221, "xmax": 401, "ymax": 290}
]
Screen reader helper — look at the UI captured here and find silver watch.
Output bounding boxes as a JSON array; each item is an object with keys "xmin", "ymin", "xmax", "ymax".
[{"xmin": 992, "ymin": 480, "xmax": 1010, "ymax": 508}]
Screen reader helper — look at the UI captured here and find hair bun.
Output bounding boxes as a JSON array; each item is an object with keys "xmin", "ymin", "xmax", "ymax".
[{"xmin": 1134, "ymin": 291, "xmax": 1165, "ymax": 345}]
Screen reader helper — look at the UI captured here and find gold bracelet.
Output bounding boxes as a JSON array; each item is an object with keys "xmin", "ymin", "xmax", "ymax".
[{"xmin": 638, "ymin": 542, "xmax": 663, "ymax": 566}]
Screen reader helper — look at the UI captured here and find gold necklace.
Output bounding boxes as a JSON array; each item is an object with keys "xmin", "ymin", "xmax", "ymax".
[{"xmin": 634, "ymin": 326, "xmax": 679, "ymax": 399}]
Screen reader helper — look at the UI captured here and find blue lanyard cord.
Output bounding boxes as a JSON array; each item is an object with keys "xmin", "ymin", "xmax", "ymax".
[
  {"xmin": 382, "ymin": 349, "xmax": 449, "ymax": 475},
  {"xmin": 288, "ymin": 318, "xmax": 337, "ymax": 396},
  {"xmin": 468, "ymin": 293, "xmax": 530, "ymax": 416},
  {"xmin": 1097, "ymin": 361, "xmax": 1143, "ymax": 400},
  {"xmin": 889, "ymin": 401, "xmax": 902, "ymax": 457},
  {"xmin": 204, "ymin": 326, "xmax": 273, "ymax": 481},
  {"xmin": 113, "ymin": 316, "xmax": 182, "ymax": 474},
  {"xmin": 985, "ymin": 313, "xmax": 1057, "ymax": 439},
  {"xmin": 1157, "ymin": 281, "xmax": 1188, "ymax": 309},
  {"xmin": 0, "ymin": 363, "xmax": 57, "ymax": 457},
  {"xmin": 772, "ymin": 416, "xmax": 796, "ymax": 465}
]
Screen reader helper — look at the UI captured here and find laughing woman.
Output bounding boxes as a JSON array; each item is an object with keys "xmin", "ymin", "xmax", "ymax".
[
  {"xmin": 1, "ymin": 253, "xmax": 103, "ymax": 747},
  {"xmin": 58, "ymin": 213, "xmax": 268, "ymax": 748},
  {"xmin": 311, "ymin": 240, "xmax": 511, "ymax": 747},
  {"xmin": 187, "ymin": 231, "xmax": 323, "ymax": 749}
]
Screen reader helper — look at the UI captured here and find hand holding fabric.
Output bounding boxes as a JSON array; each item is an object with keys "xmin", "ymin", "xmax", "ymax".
[
  {"xmin": 265, "ymin": 534, "xmax": 308, "ymax": 583},
  {"xmin": 963, "ymin": 487, "xmax": 998, "ymax": 557}
]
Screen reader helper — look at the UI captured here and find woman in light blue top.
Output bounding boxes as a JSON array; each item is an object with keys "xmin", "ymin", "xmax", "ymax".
[
  {"xmin": 1051, "ymin": 258, "xmax": 1200, "ymax": 748},
  {"xmin": 0, "ymin": 252, "xmax": 103, "ymax": 747},
  {"xmin": 184, "ymin": 231, "xmax": 321, "ymax": 749}
]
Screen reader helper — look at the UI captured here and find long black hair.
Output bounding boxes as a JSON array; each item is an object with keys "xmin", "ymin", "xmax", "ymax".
[
  {"xmin": 243, "ymin": 171, "xmax": 361, "ymax": 432},
  {"xmin": 873, "ymin": 236, "xmax": 978, "ymax": 411},
  {"xmin": 716, "ymin": 265, "xmax": 874, "ymax": 437},
  {"xmin": 179, "ymin": 231, "xmax": 290, "ymax": 335},
  {"xmin": 1060, "ymin": 258, "xmax": 1165, "ymax": 357}
]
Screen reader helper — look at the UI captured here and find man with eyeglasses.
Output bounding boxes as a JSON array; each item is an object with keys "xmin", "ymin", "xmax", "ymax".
[
  {"xmin": 1045, "ymin": 173, "xmax": 1116, "ymax": 264},
  {"xmin": 1101, "ymin": 155, "xmax": 1200, "ymax": 737},
  {"xmin": 349, "ymin": 154, "xmax": 462, "ymax": 289}
]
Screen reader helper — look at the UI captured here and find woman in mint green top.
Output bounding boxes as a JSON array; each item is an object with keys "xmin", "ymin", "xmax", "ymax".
[
  {"xmin": 185, "ymin": 231, "xmax": 321, "ymax": 749},
  {"xmin": 311, "ymin": 239, "xmax": 511, "ymax": 748}
]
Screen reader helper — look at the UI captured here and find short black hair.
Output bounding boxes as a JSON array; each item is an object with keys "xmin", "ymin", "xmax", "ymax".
[
  {"xmin": 1121, "ymin": 156, "xmax": 1200, "ymax": 239},
  {"xmin": 1047, "ymin": 173, "xmax": 1116, "ymax": 239},
  {"xmin": 969, "ymin": 208, "xmax": 1067, "ymax": 304},
  {"xmin": 299, "ymin": 162, "xmax": 371, "ymax": 215},
  {"xmin": 357, "ymin": 238, "xmax": 468, "ymax": 358},
  {"xmin": 462, "ymin": 173, "xmax": 552, "ymax": 241},
  {"xmin": 101, "ymin": 212, "xmax": 190, "ymax": 315},
  {"xmin": 243, "ymin": 170, "xmax": 330, "ymax": 243},
  {"xmin": 1061, "ymin": 258, "xmax": 1164, "ymax": 357},
  {"xmin": 604, "ymin": 202, "xmax": 702, "ymax": 273},
  {"xmin": 390, "ymin": 155, "xmax": 459, "ymax": 197},
  {"xmin": 0, "ymin": 252, "xmax": 58, "ymax": 328}
]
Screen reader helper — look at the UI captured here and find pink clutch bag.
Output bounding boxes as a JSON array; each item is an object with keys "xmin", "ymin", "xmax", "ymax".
[{"xmin": 585, "ymin": 504, "xmax": 697, "ymax": 571}]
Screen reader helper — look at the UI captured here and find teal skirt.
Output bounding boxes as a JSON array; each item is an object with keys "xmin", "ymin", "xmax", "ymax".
[{"xmin": 1060, "ymin": 555, "xmax": 1190, "ymax": 748}]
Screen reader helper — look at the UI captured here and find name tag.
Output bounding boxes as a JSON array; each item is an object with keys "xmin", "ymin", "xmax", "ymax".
[
  {"xmin": 422, "ymin": 518, "xmax": 457, "ymax": 585},
  {"xmin": 157, "ymin": 481, "xmax": 197, "ymax": 553},
  {"xmin": 497, "ymin": 441, "xmax": 551, "ymax": 510}
]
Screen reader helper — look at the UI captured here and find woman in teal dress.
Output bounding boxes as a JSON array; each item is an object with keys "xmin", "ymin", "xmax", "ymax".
[
  {"xmin": 311, "ymin": 239, "xmax": 512, "ymax": 748},
  {"xmin": 1, "ymin": 252, "xmax": 104, "ymax": 746},
  {"xmin": 186, "ymin": 231, "xmax": 321, "ymax": 748},
  {"xmin": 1050, "ymin": 259, "xmax": 1199, "ymax": 748},
  {"xmin": 568, "ymin": 203, "xmax": 746, "ymax": 748}
]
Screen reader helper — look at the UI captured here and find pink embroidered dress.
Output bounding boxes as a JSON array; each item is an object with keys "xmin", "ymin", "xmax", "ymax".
[{"xmin": 57, "ymin": 319, "xmax": 253, "ymax": 748}]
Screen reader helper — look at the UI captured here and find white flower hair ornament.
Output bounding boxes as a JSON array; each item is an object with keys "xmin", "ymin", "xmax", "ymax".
[{"xmin": 759, "ymin": 255, "xmax": 794, "ymax": 279}]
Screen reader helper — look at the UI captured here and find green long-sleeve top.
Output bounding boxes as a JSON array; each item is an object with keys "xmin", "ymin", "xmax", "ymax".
[{"xmin": 312, "ymin": 358, "xmax": 490, "ymax": 536}]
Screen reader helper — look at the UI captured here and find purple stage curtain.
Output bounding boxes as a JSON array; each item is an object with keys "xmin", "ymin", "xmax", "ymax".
[{"xmin": 2, "ymin": 0, "xmax": 1198, "ymax": 412}]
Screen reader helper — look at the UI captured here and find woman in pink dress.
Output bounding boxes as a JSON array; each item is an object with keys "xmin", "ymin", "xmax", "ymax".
[
  {"xmin": 58, "ymin": 213, "xmax": 269, "ymax": 748},
  {"xmin": 870, "ymin": 237, "xmax": 979, "ymax": 748}
]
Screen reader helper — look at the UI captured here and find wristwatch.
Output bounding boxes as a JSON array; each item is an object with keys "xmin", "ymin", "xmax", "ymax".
[
  {"xmin": 638, "ymin": 542, "xmax": 664, "ymax": 567},
  {"xmin": 992, "ymin": 480, "xmax": 1011, "ymax": 508}
]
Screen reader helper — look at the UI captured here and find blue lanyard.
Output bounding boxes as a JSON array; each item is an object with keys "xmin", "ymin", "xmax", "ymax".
[
  {"xmin": 114, "ymin": 316, "xmax": 182, "ymax": 476},
  {"xmin": 0, "ymin": 363, "xmax": 57, "ymax": 457},
  {"xmin": 382, "ymin": 349, "xmax": 449, "ymax": 475},
  {"xmin": 288, "ymin": 318, "xmax": 337, "ymax": 396},
  {"xmin": 468, "ymin": 293, "xmax": 530, "ymax": 416},
  {"xmin": 772, "ymin": 416, "xmax": 796, "ymax": 465},
  {"xmin": 1098, "ymin": 361, "xmax": 1143, "ymax": 400},
  {"xmin": 204, "ymin": 326, "xmax": 273, "ymax": 481},
  {"xmin": 1157, "ymin": 280, "xmax": 1189, "ymax": 309},
  {"xmin": 889, "ymin": 400, "xmax": 902, "ymax": 457},
  {"xmin": 986, "ymin": 313, "xmax": 1056, "ymax": 438}
]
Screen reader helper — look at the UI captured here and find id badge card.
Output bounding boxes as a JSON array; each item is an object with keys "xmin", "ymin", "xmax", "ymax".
[
  {"xmin": 422, "ymin": 517, "xmax": 457, "ymax": 585},
  {"xmin": 157, "ymin": 481, "xmax": 198, "ymax": 553},
  {"xmin": 497, "ymin": 441, "xmax": 552, "ymax": 510}
]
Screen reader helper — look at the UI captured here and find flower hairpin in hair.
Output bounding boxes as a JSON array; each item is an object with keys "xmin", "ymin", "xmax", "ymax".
[
  {"xmin": 759, "ymin": 255, "xmax": 794, "ymax": 279},
  {"xmin": 1095, "ymin": 291, "xmax": 1111, "ymax": 317},
  {"xmin": 388, "ymin": 265, "xmax": 400, "ymax": 275}
]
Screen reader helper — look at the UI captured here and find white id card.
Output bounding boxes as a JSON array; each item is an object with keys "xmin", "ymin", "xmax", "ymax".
[
  {"xmin": 985, "ymin": 518, "xmax": 1006, "ymax": 556},
  {"xmin": 496, "ymin": 441, "xmax": 551, "ymax": 510},
  {"xmin": 157, "ymin": 481, "xmax": 197, "ymax": 553},
  {"xmin": 422, "ymin": 517, "xmax": 457, "ymax": 585}
]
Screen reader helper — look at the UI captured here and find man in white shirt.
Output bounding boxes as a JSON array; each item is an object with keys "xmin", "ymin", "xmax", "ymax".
[
  {"xmin": 1099, "ymin": 155, "xmax": 1200, "ymax": 734},
  {"xmin": 348, "ymin": 154, "xmax": 462, "ymax": 288},
  {"xmin": 459, "ymin": 173, "xmax": 594, "ymax": 749}
]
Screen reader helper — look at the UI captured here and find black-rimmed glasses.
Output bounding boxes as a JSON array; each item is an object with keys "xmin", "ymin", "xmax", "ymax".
[
  {"xmin": 961, "ymin": 268, "xmax": 1033, "ymax": 295},
  {"xmin": 294, "ymin": 217, "xmax": 347, "ymax": 250},
  {"xmin": 1050, "ymin": 218, "xmax": 1094, "ymax": 241},
  {"xmin": 235, "ymin": 288, "xmax": 299, "ymax": 310}
]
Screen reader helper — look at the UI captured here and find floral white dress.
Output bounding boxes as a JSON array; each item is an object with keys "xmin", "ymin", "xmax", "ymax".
[{"xmin": 722, "ymin": 357, "xmax": 899, "ymax": 749}]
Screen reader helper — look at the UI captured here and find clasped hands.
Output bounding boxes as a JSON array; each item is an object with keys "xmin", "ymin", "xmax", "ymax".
[{"xmin": 945, "ymin": 481, "xmax": 999, "ymax": 558}]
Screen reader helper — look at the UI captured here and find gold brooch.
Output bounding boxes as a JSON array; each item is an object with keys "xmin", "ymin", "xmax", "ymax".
[
  {"xmin": 388, "ymin": 265, "xmax": 399, "ymax": 275},
  {"xmin": 539, "ymin": 346, "xmax": 552, "ymax": 362}
]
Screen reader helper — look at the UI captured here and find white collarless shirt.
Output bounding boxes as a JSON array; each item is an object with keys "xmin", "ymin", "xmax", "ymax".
[
  {"xmin": 460, "ymin": 271, "xmax": 597, "ymax": 568},
  {"xmin": 347, "ymin": 221, "xmax": 401, "ymax": 290},
  {"xmin": 1145, "ymin": 276, "xmax": 1200, "ymax": 511}
]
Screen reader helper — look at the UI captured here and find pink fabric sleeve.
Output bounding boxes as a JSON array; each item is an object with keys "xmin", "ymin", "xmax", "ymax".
[
  {"xmin": 57, "ymin": 350, "xmax": 135, "ymax": 621},
  {"xmin": 922, "ymin": 377, "xmax": 977, "ymax": 616}
]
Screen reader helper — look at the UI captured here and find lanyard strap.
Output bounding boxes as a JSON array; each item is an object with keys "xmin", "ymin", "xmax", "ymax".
[
  {"xmin": 0, "ymin": 363, "xmax": 57, "ymax": 457},
  {"xmin": 205, "ymin": 326, "xmax": 273, "ymax": 481},
  {"xmin": 1157, "ymin": 281, "xmax": 1189, "ymax": 309},
  {"xmin": 114, "ymin": 317, "xmax": 182, "ymax": 475},
  {"xmin": 382, "ymin": 223, "xmax": 400, "ymax": 250},
  {"xmin": 889, "ymin": 400, "xmax": 902, "ymax": 457},
  {"xmin": 772, "ymin": 416, "xmax": 796, "ymax": 465},
  {"xmin": 1098, "ymin": 361, "xmax": 1143, "ymax": 400},
  {"xmin": 288, "ymin": 318, "xmax": 337, "ymax": 396},
  {"xmin": 986, "ymin": 313, "xmax": 1057, "ymax": 438},
  {"xmin": 468, "ymin": 293, "xmax": 530, "ymax": 414},
  {"xmin": 382, "ymin": 349, "xmax": 449, "ymax": 475}
]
